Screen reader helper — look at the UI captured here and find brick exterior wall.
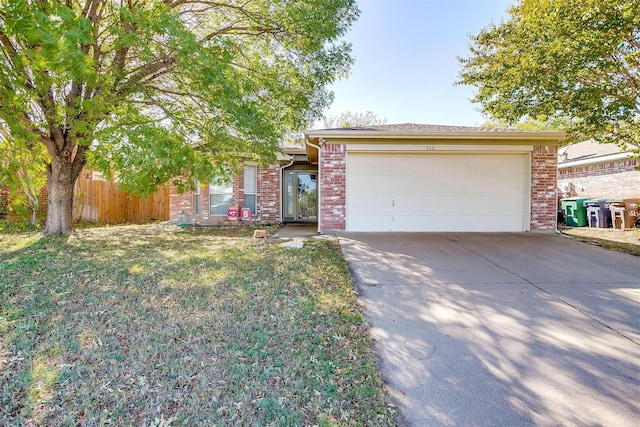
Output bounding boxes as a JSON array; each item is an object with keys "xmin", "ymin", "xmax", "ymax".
[
  {"xmin": 318, "ymin": 143, "xmax": 346, "ymax": 232},
  {"xmin": 558, "ymin": 158, "xmax": 640, "ymax": 199},
  {"xmin": 169, "ymin": 181, "xmax": 198, "ymax": 224},
  {"xmin": 171, "ymin": 144, "xmax": 561, "ymax": 231},
  {"xmin": 315, "ymin": 143, "xmax": 559, "ymax": 232},
  {"xmin": 530, "ymin": 145, "xmax": 559, "ymax": 231},
  {"xmin": 255, "ymin": 165, "xmax": 280, "ymax": 222},
  {"xmin": 169, "ymin": 164, "xmax": 281, "ymax": 225}
]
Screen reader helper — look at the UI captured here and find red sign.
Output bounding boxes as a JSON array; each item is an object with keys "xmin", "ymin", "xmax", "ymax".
[
  {"xmin": 240, "ymin": 208, "xmax": 252, "ymax": 219},
  {"xmin": 227, "ymin": 207, "xmax": 238, "ymax": 220}
]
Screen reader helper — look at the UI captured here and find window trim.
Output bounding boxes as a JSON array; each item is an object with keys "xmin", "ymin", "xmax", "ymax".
[
  {"xmin": 209, "ymin": 177, "xmax": 233, "ymax": 216},
  {"xmin": 193, "ymin": 179, "xmax": 201, "ymax": 215},
  {"xmin": 243, "ymin": 165, "xmax": 257, "ymax": 215}
]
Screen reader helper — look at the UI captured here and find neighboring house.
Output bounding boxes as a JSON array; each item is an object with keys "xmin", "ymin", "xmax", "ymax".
[
  {"xmin": 170, "ymin": 123, "xmax": 564, "ymax": 232},
  {"xmin": 558, "ymin": 139, "xmax": 640, "ymax": 199}
]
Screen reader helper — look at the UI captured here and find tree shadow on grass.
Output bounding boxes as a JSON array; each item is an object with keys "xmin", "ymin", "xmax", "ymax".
[{"xmin": 0, "ymin": 226, "xmax": 394, "ymax": 426}]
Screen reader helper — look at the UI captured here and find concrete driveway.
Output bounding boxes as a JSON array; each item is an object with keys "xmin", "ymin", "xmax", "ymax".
[{"xmin": 338, "ymin": 233, "xmax": 640, "ymax": 427}]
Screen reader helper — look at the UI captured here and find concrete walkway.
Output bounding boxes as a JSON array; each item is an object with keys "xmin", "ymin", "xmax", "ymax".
[
  {"xmin": 276, "ymin": 223, "xmax": 319, "ymax": 239},
  {"xmin": 339, "ymin": 233, "xmax": 640, "ymax": 427}
]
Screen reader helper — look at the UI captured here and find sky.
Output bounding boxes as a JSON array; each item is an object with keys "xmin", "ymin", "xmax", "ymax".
[{"xmin": 320, "ymin": 0, "xmax": 513, "ymax": 128}]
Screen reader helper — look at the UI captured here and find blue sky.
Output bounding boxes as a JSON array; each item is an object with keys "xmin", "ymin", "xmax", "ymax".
[{"xmin": 321, "ymin": 0, "xmax": 513, "ymax": 127}]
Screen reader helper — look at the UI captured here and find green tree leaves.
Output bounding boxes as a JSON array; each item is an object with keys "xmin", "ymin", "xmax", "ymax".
[
  {"xmin": 0, "ymin": 0, "xmax": 358, "ymax": 234},
  {"xmin": 458, "ymin": 0, "xmax": 640, "ymax": 150},
  {"xmin": 323, "ymin": 111, "xmax": 387, "ymax": 129},
  {"xmin": 0, "ymin": 122, "xmax": 47, "ymax": 225}
]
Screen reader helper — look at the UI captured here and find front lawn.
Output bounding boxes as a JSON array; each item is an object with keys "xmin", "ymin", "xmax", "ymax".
[
  {"xmin": 0, "ymin": 225, "xmax": 395, "ymax": 426},
  {"xmin": 560, "ymin": 227, "xmax": 640, "ymax": 256}
]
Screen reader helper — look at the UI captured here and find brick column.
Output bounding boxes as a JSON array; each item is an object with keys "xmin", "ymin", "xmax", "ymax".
[
  {"xmin": 530, "ymin": 145, "xmax": 558, "ymax": 231},
  {"xmin": 319, "ymin": 144, "xmax": 346, "ymax": 232},
  {"xmin": 257, "ymin": 165, "xmax": 280, "ymax": 222}
]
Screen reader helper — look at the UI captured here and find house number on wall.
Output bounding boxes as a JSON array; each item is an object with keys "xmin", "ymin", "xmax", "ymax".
[{"xmin": 425, "ymin": 145, "xmax": 436, "ymax": 151}]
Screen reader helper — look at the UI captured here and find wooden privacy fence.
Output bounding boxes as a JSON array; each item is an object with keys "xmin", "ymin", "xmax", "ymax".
[{"xmin": 73, "ymin": 177, "xmax": 169, "ymax": 224}]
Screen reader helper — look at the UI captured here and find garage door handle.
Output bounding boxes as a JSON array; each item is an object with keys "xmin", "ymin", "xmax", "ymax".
[{"xmin": 392, "ymin": 199, "xmax": 395, "ymax": 207}]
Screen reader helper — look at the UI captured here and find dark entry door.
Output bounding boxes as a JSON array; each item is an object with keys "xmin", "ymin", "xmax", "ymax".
[{"xmin": 284, "ymin": 171, "xmax": 317, "ymax": 222}]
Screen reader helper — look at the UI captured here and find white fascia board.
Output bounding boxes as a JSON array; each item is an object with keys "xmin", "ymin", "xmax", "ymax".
[
  {"xmin": 275, "ymin": 152, "xmax": 294, "ymax": 161},
  {"xmin": 346, "ymin": 144, "xmax": 534, "ymax": 153},
  {"xmin": 305, "ymin": 130, "xmax": 565, "ymax": 143},
  {"xmin": 558, "ymin": 152, "xmax": 631, "ymax": 169}
]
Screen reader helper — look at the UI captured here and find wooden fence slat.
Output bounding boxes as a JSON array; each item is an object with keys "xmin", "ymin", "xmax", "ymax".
[{"xmin": 73, "ymin": 177, "xmax": 169, "ymax": 224}]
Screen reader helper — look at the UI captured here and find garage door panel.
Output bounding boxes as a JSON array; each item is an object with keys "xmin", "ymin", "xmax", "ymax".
[
  {"xmin": 348, "ymin": 213, "xmax": 525, "ymax": 232},
  {"xmin": 346, "ymin": 153, "xmax": 528, "ymax": 232},
  {"xmin": 455, "ymin": 156, "xmax": 523, "ymax": 173},
  {"xmin": 348, "ymin": 195, "xmax": 394, "ymax": 215},
  {"xmin": 349, "ymin": 215, "xmax": 393, "ymax": 231},
  {"xmin": 399, "ymin": 177, "xmax": 524, "ymax": 195},
  {"xmin": 348, "ymin": 175, "xmax": 390, "ymax": 192},
  {"xmin": 392, "ymin": 173, "xmax": 525, "ymax": 195},
  {"xmin": 391, "ymin": 215, "xmax": 524, "ymax": 232},
  {"xmin": 392, "ymin": 194, "xmax": 524, "ymax": 215}
]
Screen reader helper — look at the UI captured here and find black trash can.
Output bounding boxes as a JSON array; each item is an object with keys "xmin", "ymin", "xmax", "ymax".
[{"xmin": 583, "ymin": 199, "xmax": 611, "ymax": 228}]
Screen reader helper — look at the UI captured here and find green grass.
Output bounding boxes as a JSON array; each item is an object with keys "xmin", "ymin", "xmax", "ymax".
[
  {"xmin": 574, "ymin": 239, "xmax": 640, "ymax": 256},
  {"xmin": 0, "ymin": 224, "xmax": 395, "ymax": 426},
  {"xmin": 560, "ymin": 227, "xmax": 640, "ymax": 257},
  {"xmin": 0, "ymin": 219, "xmax": 42, "ymax": 234},
  {"xmin": 577, "ymin": 239, "xmax": 640, "ymax": 256}
]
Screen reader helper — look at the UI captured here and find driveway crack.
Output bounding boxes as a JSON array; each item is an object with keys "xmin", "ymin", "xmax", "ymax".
[{"xmin": 416, "ymin": 345, "xmax": 437, "ymax": 361}]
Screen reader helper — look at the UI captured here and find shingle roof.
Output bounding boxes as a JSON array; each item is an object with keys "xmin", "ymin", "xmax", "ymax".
[
  {"xmin": 279, "ymin": 139, "xmax": 306, "ymax": 154},
  {"xmin": 323, "ymin": 123, "xmax": 555, "ymax": 134},
  {"xmin": 304, "ymin": 123, "xmax": 566, "ymax": 164},
  {"xmin": 558, "ymin": 139, "xmax": 635, "ymax": 164}
]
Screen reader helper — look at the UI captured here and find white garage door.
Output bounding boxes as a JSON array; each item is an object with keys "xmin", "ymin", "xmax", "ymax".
[{"xmin": 346, "ymin": 152, "xmax": 529, "ymax": 232}]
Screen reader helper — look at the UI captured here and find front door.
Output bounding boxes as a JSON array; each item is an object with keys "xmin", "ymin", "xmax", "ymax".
[{"xmin": 283, "ymin": 171, "xmax": 317, "ymax": 222}]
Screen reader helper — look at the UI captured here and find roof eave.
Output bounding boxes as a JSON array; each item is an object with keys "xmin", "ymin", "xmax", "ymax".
[
  {"xmin": 305, "ymin": 130, "xmax": 565, "ymax": 143},
  {"xmin": 304, "ymin": 129, "xmax": 566, "ymax": 162},
  {"xmin": 558, "ymin": 152, "xmax": 632, "ymax": 169}
]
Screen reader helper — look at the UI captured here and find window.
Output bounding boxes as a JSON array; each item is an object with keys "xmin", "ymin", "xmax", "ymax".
[
  {"xmin": 243, "ymin": 165, "xmax": 257, "ymax": 214},
  {"xmin": 209, "ymin": 177, "xmax": 233, "ymax": 215},
  {"xmin": 193, "ymin": 179, "xmax": 201, "ymax": 215}
]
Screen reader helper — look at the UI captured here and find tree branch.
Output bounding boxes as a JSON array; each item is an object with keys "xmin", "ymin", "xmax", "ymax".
[
  {"xmin": 124, "ymin": 57, "xmax": 176, "ymax": 86},
  {"xmin": 0, "ymin": 33, "xmax": 37, "ymax": 91},
  {"xmin": 609, "ymin": 53, "xmax": 640, "ymax": 91},
  {"xmin": 201, "ymin": 24, "xmax": 284, "ymax": 42}
]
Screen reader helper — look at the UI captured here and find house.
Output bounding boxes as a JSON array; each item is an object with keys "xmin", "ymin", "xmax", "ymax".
[
  {"xmin": 169, "ymin": 124, "xmax": 565, "ymax": 232},
  {"xmin": 558, "ymin": 139, "xmax": 640, "ymax": 199}
]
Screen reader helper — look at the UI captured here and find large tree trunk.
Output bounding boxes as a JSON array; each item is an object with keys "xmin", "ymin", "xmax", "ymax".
[{"xmin": 43, "ymin": 154, "xmax": 84, "ymax": 235}]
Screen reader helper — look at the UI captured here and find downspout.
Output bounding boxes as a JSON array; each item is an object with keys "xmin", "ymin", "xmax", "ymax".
[
  {"xmin": 305, "ymin": 138, "xmax": 323, "ymax": 234},
  {"xmin": 555, "ymin": 160, "xmax": 560, "ymax": 234},
  {"xmin": 279, "ymin": 157, "xmax": 295, "ymax": 223}
]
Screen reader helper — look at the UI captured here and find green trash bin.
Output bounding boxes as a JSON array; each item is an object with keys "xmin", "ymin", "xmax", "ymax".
[{"xmin": 561, "ymin": 197, "xmax": 590, "ymax": 227}]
